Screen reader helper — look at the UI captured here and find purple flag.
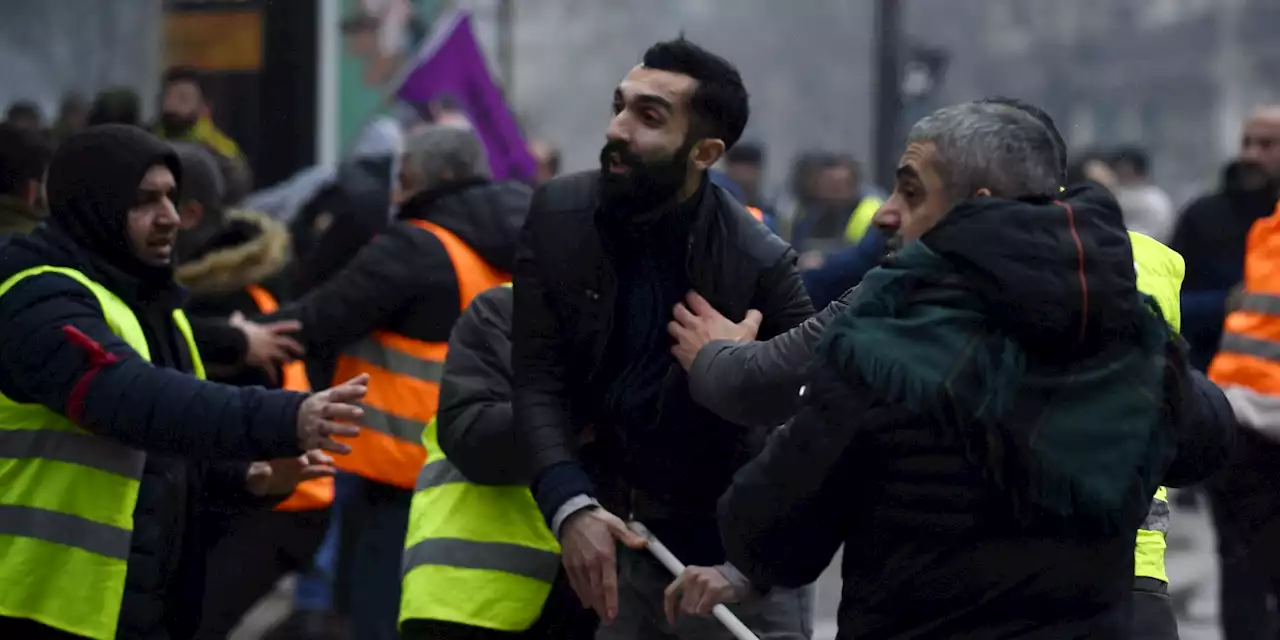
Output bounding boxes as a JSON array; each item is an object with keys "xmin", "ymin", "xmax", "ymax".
[{"xmin": 397, "ymin": 11, "xmax": 535, "ymax": 182}]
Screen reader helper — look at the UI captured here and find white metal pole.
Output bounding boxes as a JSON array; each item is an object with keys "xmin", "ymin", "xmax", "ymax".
[
  {"xmin": 628, "ymin": 522, "xmax": 761, "ymax": 640},
  {"xmin": 316, "ymin": 0, "xmax": 340, "ymax": 167}
]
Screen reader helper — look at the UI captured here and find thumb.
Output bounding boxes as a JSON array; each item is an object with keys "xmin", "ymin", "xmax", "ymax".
[
  {"xmin": 612, "ymin": 521, "xmax": 650, "ymax": 549},
  {"xmin": 742, "ymin": 309, "xmax": 763, "ymax": 330}
]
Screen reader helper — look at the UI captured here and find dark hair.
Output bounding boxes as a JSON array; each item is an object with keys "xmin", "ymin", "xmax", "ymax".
[
  {"xmin": 87, "ymin": 88, "xmax": 141, "ymax": 127},
  {"xmin": 1111, "ymin": 145, "xmax": 1150, "ymax": 177},
  {"xmin": 162, "ymin": 66, "xmax": 207, "ymax": 98},
  {"xmin": 0, "ymin": 122, "xmax": 53, "ymax": 198},
  {"xmin": 5, "ymin": 101, "xmax": 42, "ymax": 124},
  {"xmin": 641, "ymin": 38, "xmax": 749, "ymax": 151},
  {"xmin": 726, "ymin": 141, "xmax": 764, "ymax": 166},
  {"xmin": 978, "ymin": 96, "xmax": 1067, "ymax": 184}
]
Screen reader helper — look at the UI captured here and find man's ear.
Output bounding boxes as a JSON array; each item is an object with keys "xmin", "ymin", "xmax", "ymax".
[
  {"xmin": 689, "ymin": 138, "xmax": 727, "ymax": 172},
  {"xmin": 178, "ymin": 201, "xmax": 204, "ymax": 231},
  {"xmin": 973, "ymin": 187, "xmax": 993, "ymax": 198}
]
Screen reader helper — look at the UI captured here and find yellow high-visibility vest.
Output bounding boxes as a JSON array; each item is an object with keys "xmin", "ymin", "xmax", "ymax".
[
  {"xmin": 842, "ymin": 196, "xmax": 886, "ymax": 244},
  {"xmin": 400, "ymin": 416, "xmax": 561, "ymax": 631},
  {"xmin": 1130, "ymin": 230, "xmax": 1184, "ymax": 584},
  {"xmin": 0, "ymin": 266, "xmax": 205, "ymax": 639}
]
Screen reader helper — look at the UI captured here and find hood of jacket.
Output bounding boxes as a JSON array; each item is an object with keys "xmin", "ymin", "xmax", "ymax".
[
  {"xmin": 397, "ymin": 178, "xmax": 532, "ymax": 273},
  {"xmin": 175, "ymin": 209, "xmax": 292, "ymax": 296},
  {"xmin": 923, "ymin": 183, "xmax": 1141, "ymax": 361}
]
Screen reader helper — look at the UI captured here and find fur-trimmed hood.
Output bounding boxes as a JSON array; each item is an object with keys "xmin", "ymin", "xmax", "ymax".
[{"xmin": 175, "ymin": 209, "xmax": 292, "ymax": 296}]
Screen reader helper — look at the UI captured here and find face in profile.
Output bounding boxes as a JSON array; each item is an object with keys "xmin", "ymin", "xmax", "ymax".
[
  {"xmin": 598, "ymin": 65, "xmax": 702, "ymax": 215},
  {"xmin": 127, "ymin": 165, "xmax": 181, "ymax": 265},
  {"xmin": 874, "ymin": 141, "xmax": 953, "ymax": 253}
]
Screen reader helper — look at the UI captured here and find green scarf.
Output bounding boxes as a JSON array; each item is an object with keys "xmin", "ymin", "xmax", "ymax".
[{"xmin": 819, "ymin": 242, "xmax": 1175, "ymax": 533}]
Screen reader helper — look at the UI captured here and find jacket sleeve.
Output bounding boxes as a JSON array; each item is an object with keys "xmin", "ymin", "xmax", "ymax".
[
  {"xmin": 0, "ymin": 274, "xmax": 304, "ymax": 460},
  {"xmin": 718, "ymin": 361, "xmax": 860, "ymax": 591},
  {"xmin": 1164, "ymin": 368, "xmax": 1237, "ymax": 487},
  {"xmin": 270, "ymin": 223, "xmax": 453, "ymax": 351},
  {"xmin": 513, "ymin": 188, "xmax": 597, "ymax": 521},
  {"xmin": 689, "ymin": 287, "xmax": 855, "ymax": 427},
  {"xmin": 436, "ymin": 287, "xmax": 527, "ymax": 486},
  {"xmin": 189, "ymin": 316, "xmax": 248, "ymax": 369},
  {"xmin": 754, "ymin": 248, "xmax": 815, "ymax": 341}
]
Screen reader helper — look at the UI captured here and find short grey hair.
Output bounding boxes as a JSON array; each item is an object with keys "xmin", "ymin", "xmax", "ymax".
[
  {"xmin": 906, "ymin": 101, "xmax": 1061, "ymax": 203},
  {"xmin": 403, "ymin": 124, "xmax": 491, "ymax": 190}
]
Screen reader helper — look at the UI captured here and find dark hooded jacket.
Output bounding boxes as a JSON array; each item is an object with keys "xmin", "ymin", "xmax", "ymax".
[
  {"xmin": 0, "ymin": 125, "xmax": 304, "ymax": 640},
  {"xmin": 177, "ymin": 209, "xmax": 296, "ymax": 388},
  {"xmin": 719, "ymin": 186, "xmax": 1237, "ymax": 640},
  {"xmin": 265, "ymin": 178, "xmax": 531, "ymax": 386}
]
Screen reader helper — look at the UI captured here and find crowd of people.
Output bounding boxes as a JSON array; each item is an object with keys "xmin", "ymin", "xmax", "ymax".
[{"xmin": 0, "ymin": 34, "xmax": 1277, "ymax": 640}]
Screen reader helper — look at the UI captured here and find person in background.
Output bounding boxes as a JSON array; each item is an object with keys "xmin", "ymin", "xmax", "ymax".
[
  {"xmin": 799, "ymin": 225, "xmax": 887, "ymax": 309},
  {"xmin": 1184, "ymin": 105, "xmax": 1280, "ymax": 640},
  {"xmin": 0, "ymin": 125, "xmax": 367, "ymax": 640},
  {"xmin": 1173, "ymin": 106, "xmax": 1280, "ymax": 373},
  {"xmin": 154, "ymin": 66, "xmax": 252, "ymax": 201},
  {"xmin": 86, "ymin": 88, "xmax": 142, "ymax": 128},
  {"xmin": 4, "ymin": 101, "xmax": 44, "ymax": 132},
  {"xmin": 51, "ymin": 93, "xmax": 88, "ymax": 145},
  {"xmin": 723, "ymin": 141, "xmax": 768, "ymax": 211},
  {"xmin": 513, "ymin": 38, "xmax": 814, "ymax": 638},
  {"xmin": 1112, "ymin": 145, "xmax": 1177, "ymax": 244},
  {"xmin": 528, "ymin": 138, "xmax": 562, "ymax": 186},
  {"xmin": 785, "ymin": 154, "xmax": 883, "ymax": 269},
  {"xmin": 0, "ymin": 122, "xmax": 53, "ymax": 237},
  {"xmin": 399, "ymin": 284, "xmax": 597, "ymax": 640},
  {"xmin": 162, "ymin": 143, "xmax": 336, "ymax": 640},
  {"xmin": 261, "ymin": 124, "xmax": 530, "ymax": 640}
]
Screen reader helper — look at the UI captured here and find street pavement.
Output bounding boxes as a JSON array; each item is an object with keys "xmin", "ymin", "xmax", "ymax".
[{"xmin": 232, "ymin": 501, "xmax": 1224, "ymax": 639}]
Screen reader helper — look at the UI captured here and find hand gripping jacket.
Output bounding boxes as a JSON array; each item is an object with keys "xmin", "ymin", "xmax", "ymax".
[
  {"xmin": 1209, "ymin": 204, "xmax": 1280, "ymax": 396},
  {"xmin": 329, "ymin": 219, "xmax": 511, "ymax": 489},
  {"xmin": 244, "ymin": 284, "xmax": 334, "ymax": 512},
  {"xmin": 1130, "ymin": 230, "xmax": 1183, "ymax": 585},
  {"xmin": 399, "ymin": 409, "xmax": 562, "ymax": 631},
  {"xmin": 0, "ymin": 267, "xmax": 206, "ymax": 640}
]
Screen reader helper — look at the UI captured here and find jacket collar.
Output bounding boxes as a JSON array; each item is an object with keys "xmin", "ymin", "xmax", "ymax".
[{"xmin": 175, "ymin": 210, "xmax": 292, "ymax": 296}]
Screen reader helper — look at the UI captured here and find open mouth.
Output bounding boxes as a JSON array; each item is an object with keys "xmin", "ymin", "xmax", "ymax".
[{"xmin": 606, "ymin": 153, "xmax": 631, "ymax": 175}]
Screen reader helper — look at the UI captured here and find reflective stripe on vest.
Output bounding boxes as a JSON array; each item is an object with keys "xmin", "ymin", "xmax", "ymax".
[
  {"xmin": 0, "ymin": 265, "xmax": 205, "ymax": 640},
  {"xmin": 1210, "ymin": 204, "xmax": 1280, "ymax": 395},
  {"xmin": 400, "ymin": 417, "xmax": 561, "ymax": 631},
  {"xmin": 331, "ymin": 219, "xmax": 510, "ymax": 488},
  {"xmin": 1130, "ymin": 231, "xmax": 1183, "ymax": 584},
  {"xmin": 244, "ymin": 284, "xmax": 335, "ymax": 512}
]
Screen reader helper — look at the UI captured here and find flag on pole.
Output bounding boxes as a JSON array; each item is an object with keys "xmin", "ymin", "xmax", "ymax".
[{"xmin": 396, "ymin": 10, "xmax": 535, "ymax": 181}]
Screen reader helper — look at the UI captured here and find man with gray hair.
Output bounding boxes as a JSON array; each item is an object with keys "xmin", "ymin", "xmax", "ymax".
[
  {"xmin": 669, "ymin": 100, "xmax": 1236, "ymax": 638},
  {"xmin": 258, "ymin": 124, "xmax": 531, "ymax": 640}
]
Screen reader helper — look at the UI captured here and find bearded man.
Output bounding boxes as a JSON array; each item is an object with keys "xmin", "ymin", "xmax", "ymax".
[{"xmin": 511, "ymin": 38, "xmax": 814, "ymax": 639}]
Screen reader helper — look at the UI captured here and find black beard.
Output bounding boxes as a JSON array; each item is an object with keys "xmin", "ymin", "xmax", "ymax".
[
  {"xmin": 598, "ymin": 139, "xmax": 691, "ymax": 217},
  {"xmin": 159, "ymin": 112, "xmax": 198, "ymax": 137}
]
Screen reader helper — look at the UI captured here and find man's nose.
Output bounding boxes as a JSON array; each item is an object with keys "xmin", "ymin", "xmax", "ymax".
[
  {"xmin": 605, "ymin": 114, "xmax": 630, "ymax": 145},
  {"xmin": 157, "ymin": 200, "xmax": 181, "ymax": 227},
  {"xmin": 872, "ymin": 206, "xmax": 900, "ymax": 232}
]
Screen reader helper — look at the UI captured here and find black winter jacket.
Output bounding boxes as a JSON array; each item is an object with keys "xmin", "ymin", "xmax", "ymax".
[
  {"xmin": 435, "ymin": 285, "xmax": 525, "ymax": 485},
  {"xmin": 513, "ymin": 170, "xmax": 813, "ymax": 535},
  {"xmin": 265, "ymin": 179, "xmax": 530, "ymax": 384},
  {"xmin": 0, "ymin": 225, "xmax": 305, "ymax": 640},
  {"xmin": 719, "ymin": 188, "xmax": 1238, "ymax": 640}
]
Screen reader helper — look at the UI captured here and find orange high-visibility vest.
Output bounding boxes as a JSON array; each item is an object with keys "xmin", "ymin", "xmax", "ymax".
[
  {"xmin": 245, "ymin": 284, "xmax": 335, "ymax": 511},
  {"xmin": 1208, "ymin": 202, "xmax": 1280, "ymax": 394},
  {"xmin": 746, "ymin": 206, "xmax": 764, "ymax": 222},
  {"xmin": 328, "ymin": 219, "xmax": 511, "ymax": 489}
]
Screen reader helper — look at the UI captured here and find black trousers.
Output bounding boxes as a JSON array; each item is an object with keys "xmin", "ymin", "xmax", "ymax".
[
  {"xmin": 400, "ymin": 571, "xmax": 597, "ymax": 640},
  {"xmin": 1209, "ymin": 428, "xmax": 1280, "ymax": 640},
  {"xmin": 0, "ymin": 617, "xmax": 87, "ymax": 639},
  {"xmin": 193, "ymin": 508, "xmax": 330, "ymax": 640}
]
